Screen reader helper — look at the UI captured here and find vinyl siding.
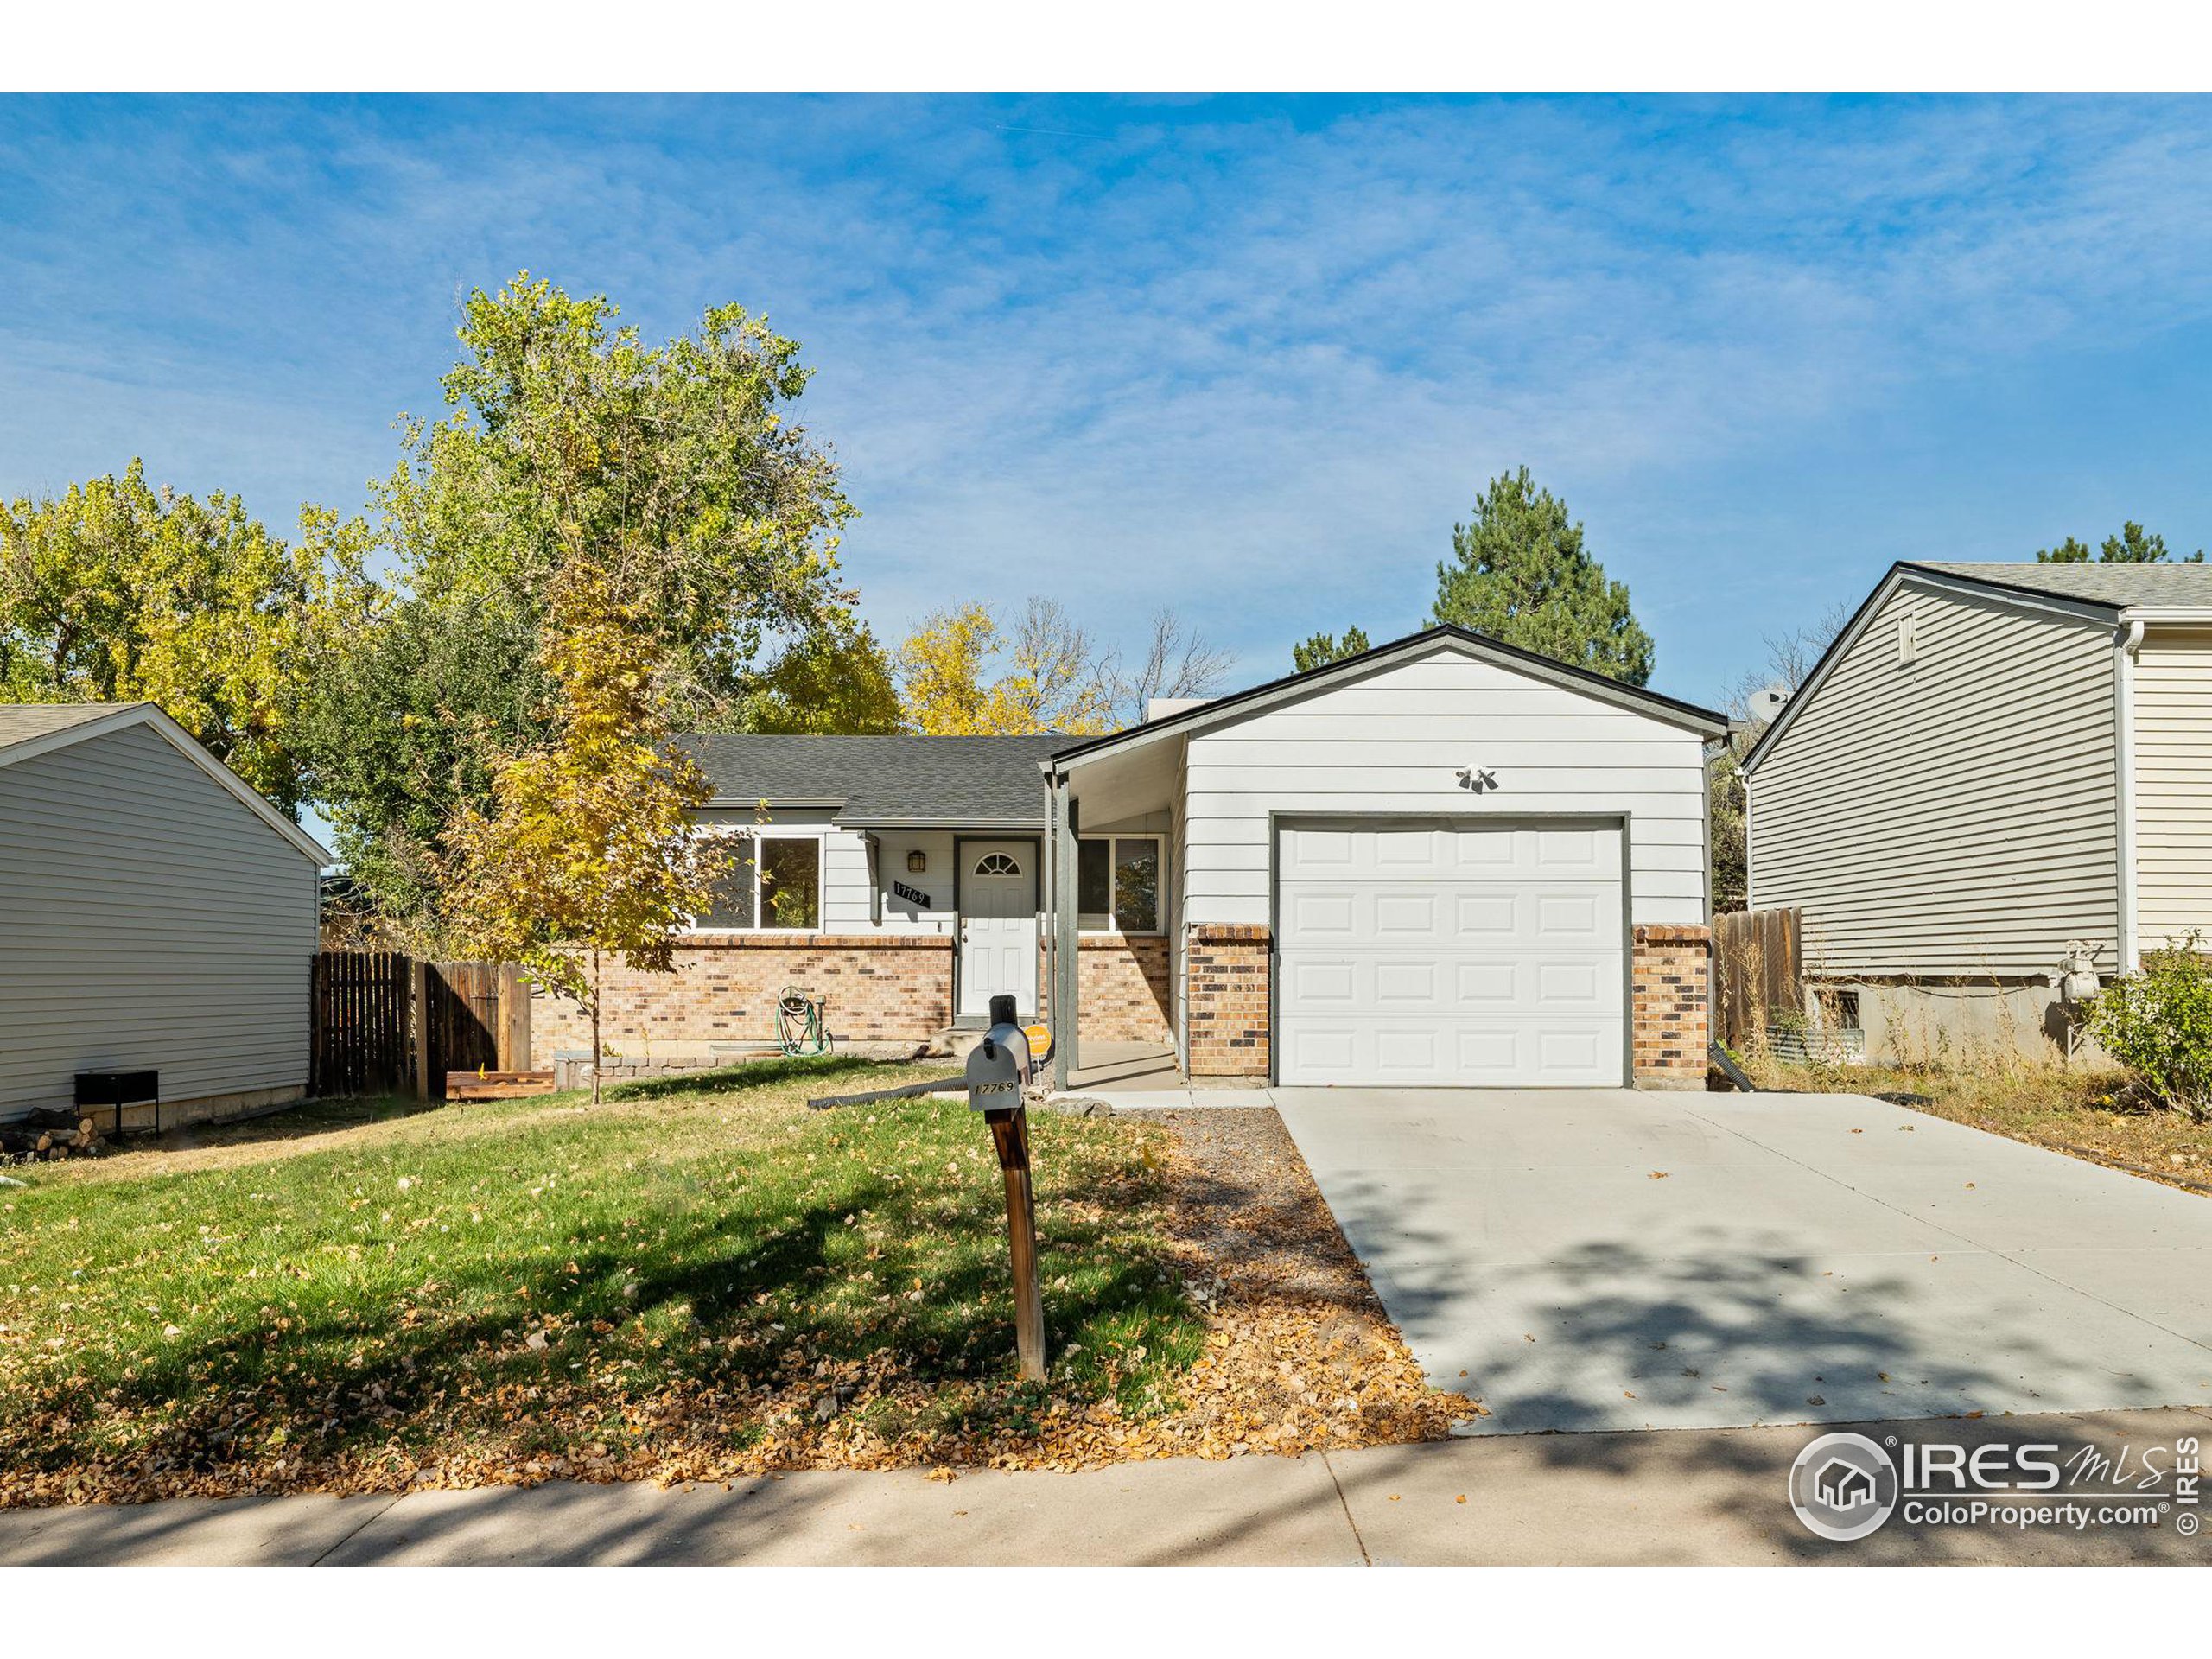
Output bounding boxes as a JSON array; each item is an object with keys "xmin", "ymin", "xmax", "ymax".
[
  {"xmin": 0, "ymin": 722, "xmax": 321, "ymax": 1116},
  {"xmin": 1182, "ymin": 646, "xmax": 1709, "ymax": 928},
  {"xmin": 1747, "ymin": 580, "xmax": 2120, "ymax": 976},
  {"xmin": 2133, "ymin": 626, "xmax": 2212, "ymax": 950}
]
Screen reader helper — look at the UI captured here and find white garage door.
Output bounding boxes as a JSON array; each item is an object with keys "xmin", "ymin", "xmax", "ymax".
[{"xmin": 1276, "ymin": 818, "xmax": 1624, "ymax": 1087}]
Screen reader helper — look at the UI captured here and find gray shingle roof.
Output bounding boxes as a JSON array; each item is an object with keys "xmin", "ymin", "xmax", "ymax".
[
  {"xmin": 677, "ymin": 734, "xmax": 1062, "ymax": 827},
  {"xmin": 1909, "ymin": 561, "xmax": 2212, "ymax": 608},
  {"xmin": 0, "ymin": 702, "xmax": 140, "ymax": 760}
]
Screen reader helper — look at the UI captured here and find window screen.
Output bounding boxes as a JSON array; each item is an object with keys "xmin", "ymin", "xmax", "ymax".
[
  {"xmin": 1077, "ymin": 839, "xmax": 1113, "ymax": 930},
  {"xmin": 759, "ymin": 837, "xmax": 821, "ymax": 929},
  {"xmin": 1113, "ymin": 839, "xmax": 1160, "ymax": 933},
  {"xmin": 699, "ymin": 847, "xmax": 758, "ymax": 929}
]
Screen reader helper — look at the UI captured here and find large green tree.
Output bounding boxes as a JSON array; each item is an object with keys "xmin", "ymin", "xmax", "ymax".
[
  {"xmin": 1430, "ymin": 467, "xmax": 1654, "ymax": 686},
  {"xmin": 293, "ymin": 593, "xmax": 545, "ymax": 940},
  {"xmin": 374, "ymin": 274, "xmax": 858, "ymax": 708},
  {"xmin": 308, "ymin": 273, "xmax": 862, "ymax": 932},
  {"xmin": 0, "ymin": 461, "xmax": 375, "ymax": 814},
  {"xmin": 2036, "ymin": 522, "xmax": 2203, "ymax": 563}
]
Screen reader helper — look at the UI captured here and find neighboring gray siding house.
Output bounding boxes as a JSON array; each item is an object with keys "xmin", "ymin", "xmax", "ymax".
[
  {"xmin": 1743, "ymin": 561, "xmax": 2212, "ymax": 1061},
  {"xmin": 0, "ymin": 703, "xmax": 327, "ymax": 1127}
]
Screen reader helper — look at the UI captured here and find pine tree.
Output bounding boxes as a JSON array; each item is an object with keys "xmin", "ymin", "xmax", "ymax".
[
  {"xmin": 1292, "ymin": 626, "xmax": 1371, "ymax": 673},
  {"xmin": 2036, "ymin": 523, "xmax": 2203, "ymax": 563},
  {"xmin": 1431, "ymin": 467, "xmax": 1654, "ymax": 686}
]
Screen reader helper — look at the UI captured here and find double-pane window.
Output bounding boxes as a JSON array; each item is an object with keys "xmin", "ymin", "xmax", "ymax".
[
  {"xmin": 1076, "ymin": 836, "xmax": 1160, "ymax": 933},
  {"xmin": 700, "ymin": 836, "xmax": 821, "ymax": 929}
]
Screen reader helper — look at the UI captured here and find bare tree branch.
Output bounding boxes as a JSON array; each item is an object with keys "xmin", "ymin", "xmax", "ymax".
[
  {"xmin": 997, "ymin": 596, "xmax": 1120, "ymax": 734},
  {"xmin": 1122, "ymin": 607, "xmax": 1236, "ymax": 721},
  {"xmin": 1720, "ymin": 601, "xmax": 1852, "ymax": 726}
]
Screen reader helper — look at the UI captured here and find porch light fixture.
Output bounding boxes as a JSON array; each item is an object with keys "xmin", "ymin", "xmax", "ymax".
[{"xmin": 906, "ymin": 849, "xmax": 927, "ymax": 874}]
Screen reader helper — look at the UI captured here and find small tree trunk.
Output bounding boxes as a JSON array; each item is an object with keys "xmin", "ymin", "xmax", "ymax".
[{"xmin": 589, "ymin": 949, "xmax": 603, "ymax": 1107}]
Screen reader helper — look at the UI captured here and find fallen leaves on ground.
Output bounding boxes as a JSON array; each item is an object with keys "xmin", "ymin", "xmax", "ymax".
[{"xmin": 0, "ymin": 1097, "xmax": 1471, "ymax": 1508}]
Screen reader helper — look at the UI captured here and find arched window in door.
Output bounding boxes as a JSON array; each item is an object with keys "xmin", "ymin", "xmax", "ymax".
[{"xmin": 973, "ymin": 853, "xmax": 1022, "ymax": 877}]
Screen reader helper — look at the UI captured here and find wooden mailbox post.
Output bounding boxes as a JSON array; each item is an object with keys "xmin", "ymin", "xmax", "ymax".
[{"xmin": 966, "ymin": 994, "xmax": 1047, "ymax": 1383}]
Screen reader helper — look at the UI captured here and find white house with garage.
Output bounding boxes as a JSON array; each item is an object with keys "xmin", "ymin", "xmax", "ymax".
[
  {"xmin": 1042, "ymin": 625, "xmax": 1726, "ymax": 1090},
  {"xmin": 1743, "ymin": 559, "xmax": 2212, "ymax": 1064},
  {"xmin": 545, "ymin": 625, "xmax": 1726, "ymax": 1091}
]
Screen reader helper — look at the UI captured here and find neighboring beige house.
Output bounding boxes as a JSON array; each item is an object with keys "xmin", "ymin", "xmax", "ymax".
[
  {"xmin": 1742, "ymin": 561, "xmax": 2212, "ymax": 1062},
  {"xmin": 0, "ymin": 703, "xmax": 329, "ymax": 1127},
  {"xmin": 546, "ymin": 626, "xmax": 1728, "ymax": 1091}
]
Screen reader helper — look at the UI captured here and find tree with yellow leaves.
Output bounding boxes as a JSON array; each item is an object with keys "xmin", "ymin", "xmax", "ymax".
[
  {"xmin": 0, "ymin": 461, "xmax": 378, "ymax": 814},
  {"xmin": 896, "ymin": 597, "xmax": 1119, "ymax": 735},
  {"xmin": 896, "ymin": 602, "xmax": 1000, "ymax": 734},
  {"xmin": 445, "ymin": 554, "xmax": 732, "ymax": 1103}
]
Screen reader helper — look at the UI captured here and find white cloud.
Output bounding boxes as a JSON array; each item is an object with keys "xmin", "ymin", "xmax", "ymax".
[{"xmin": 7, "ymin": 95, "xmax": 2212, "ymax": 699}]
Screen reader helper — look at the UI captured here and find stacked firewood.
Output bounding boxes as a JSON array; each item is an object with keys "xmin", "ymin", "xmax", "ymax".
[{"xmin": 0, "ymin": 1108, "xmax": 106, "ymax": 1161}]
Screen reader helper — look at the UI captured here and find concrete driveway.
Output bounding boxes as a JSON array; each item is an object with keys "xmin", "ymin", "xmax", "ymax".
[{"xmin": 1269, "ymin": 1088, "xmax": 2212, "ymax": 1434}]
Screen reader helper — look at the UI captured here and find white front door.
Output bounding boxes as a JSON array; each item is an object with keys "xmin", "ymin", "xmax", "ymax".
[
  {"xmin": 958, "ymin": 841, "xmax": 1039, "ymax": 1019},
  {"xmin": 1276, "ymin": 818, "xmax": 1625, "ymax": 1087}
]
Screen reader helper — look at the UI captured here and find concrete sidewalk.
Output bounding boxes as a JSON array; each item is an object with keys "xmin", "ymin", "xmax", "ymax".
[{"xmin": 5, "ymin": 1408, "xmax": 2207, "ymax": 1565}]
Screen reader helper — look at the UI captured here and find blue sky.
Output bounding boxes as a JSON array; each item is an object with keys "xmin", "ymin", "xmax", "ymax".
[{"xmin": 6, "ymin": 92, "xmax": 2212, "ymax": 709}]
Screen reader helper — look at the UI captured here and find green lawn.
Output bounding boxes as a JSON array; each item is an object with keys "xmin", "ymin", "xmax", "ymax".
[{"xmin": 0, "ymin": 1058, "xmax": 1206, "ymax": 1506}]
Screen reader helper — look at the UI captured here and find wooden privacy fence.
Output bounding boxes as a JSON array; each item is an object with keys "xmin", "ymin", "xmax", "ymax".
[
  {"xmin": 1713, "ymin": 906, "xmax": 1803, "ymax": 1049},
  {"xmin": 310, "ymin": 954, "xmax": 531, "ymax": 1098},
  {"xmin": 310, "ymin": 951, "xmax": 412, "ymax": 1096}
]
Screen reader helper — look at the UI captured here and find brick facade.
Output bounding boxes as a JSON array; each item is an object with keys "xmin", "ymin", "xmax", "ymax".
[
  {"xmin": 1068, "ymin": 934, "xmax": 1173, "ymax": 1046},
  {"xmin": 529, "ymin": 918, "xmax": 1704, "ymax": 1087},
  {"xmin": 532, "ymin": 934, "xmax": 954, "ymax": 1057},
  {"xmin": 1632, "ymin": 923, "xmax": 1711, "ymax": 1089},
  {"xmin": 1186, "ymin": 923, "xmax": 1270, "ymax": 1077}
]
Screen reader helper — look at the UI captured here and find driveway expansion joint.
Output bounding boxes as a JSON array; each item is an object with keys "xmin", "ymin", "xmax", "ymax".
[
  {"xmin": 1318, "ymin": 1451, "xmax": 1371, "ymax": 1567},
  {"xmin": 308, "ymin": 1492, "xmax": 403, "ymax": 1565}
]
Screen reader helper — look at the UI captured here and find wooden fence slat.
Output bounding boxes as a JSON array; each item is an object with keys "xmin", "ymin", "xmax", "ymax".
[{"xmin": 1713, "ymin": 906, "xmax": 1804, "ymax": 1049}]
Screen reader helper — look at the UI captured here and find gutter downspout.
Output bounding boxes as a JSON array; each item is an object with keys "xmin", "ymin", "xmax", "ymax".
[
  {"xmin": 1048, "ymin": 770, "xmax": 1082, "ymax": 1092},
  {"xmin": 1041, "ymin": 770, "xmax": 1055, "ymax": 1054},
  {"xmin": 2116, "ymin": 617, "xmax": 2145, "ymax": 975},
  {"xmin": 1701, "ymin": 735, "xmax": 1727, "ymax": 924}
]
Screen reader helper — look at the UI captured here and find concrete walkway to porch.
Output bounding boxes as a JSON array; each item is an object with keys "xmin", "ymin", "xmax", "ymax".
[{"xmin": 1058, "ymin": 1040, "xmax": 1278, "ymax": 1109}]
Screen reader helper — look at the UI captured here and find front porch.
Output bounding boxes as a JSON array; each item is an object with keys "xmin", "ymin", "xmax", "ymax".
[
  {"xmin": 1064, "ymin": 1038, "xmax": 1183, "ymax": 1091},
  {"xmin": 1042, "ymin": 722, "xmax": 1192, "ymax": 1091}
]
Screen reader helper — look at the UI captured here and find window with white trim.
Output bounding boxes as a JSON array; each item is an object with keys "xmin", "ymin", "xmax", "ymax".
[
  {"xmin": 1077, "ymin": 836, "xmax": 1161, "ymax": 934},
  {"xmin": 698, "ymin": 833, "xmax": 823, "ymax": 930}
]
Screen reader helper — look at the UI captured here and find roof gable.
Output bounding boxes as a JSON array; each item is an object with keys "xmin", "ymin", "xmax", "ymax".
[
  {"xmin": 0, "ymin": 702, "xmax": 328, "ymax": 863},
  {"xmin": 1741, "ymin": 562, "xmax": 2126, "ymax": 776},
  {"xmin": 1046, "ymin": 624, "xmax": 1726, "ymax": 772}
]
